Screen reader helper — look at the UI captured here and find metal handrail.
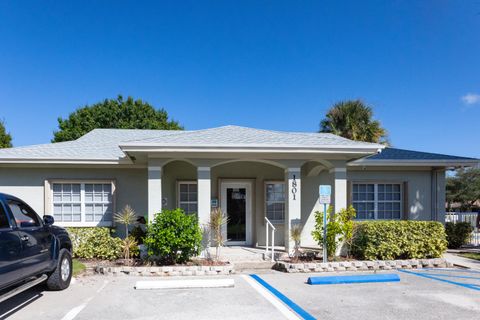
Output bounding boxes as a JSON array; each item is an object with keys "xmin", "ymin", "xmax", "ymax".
[{"xmin": 265, "ymin": 217, "xmax": 276, "ymax": 262}]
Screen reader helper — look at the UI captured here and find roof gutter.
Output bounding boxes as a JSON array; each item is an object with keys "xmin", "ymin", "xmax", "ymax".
[
  {"xmin": 119, "ymin": 145, "xmax": 384, "ymax": 155},
  {"xmin": 0, "ymin": 158, "xmax": 130, "ymax": 165}
]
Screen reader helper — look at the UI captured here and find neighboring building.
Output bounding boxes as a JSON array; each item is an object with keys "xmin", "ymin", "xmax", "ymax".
[{"xmin": 0, "ymin": 126, "xmax": 477, "ymax": 253}]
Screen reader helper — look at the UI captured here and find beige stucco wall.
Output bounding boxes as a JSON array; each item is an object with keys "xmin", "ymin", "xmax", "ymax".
[
  {"xmin": 0, "ymin": 163, "xmax": 445, "ymax": 248},
  {"xmin": 162, "ymin": 161, "xmax": 197, "ymax": 210},
  {"xmin": 0, "ymin": 167, "xmax": 148, "ymax": 223},
  {"xmin": 347, "ymin": 169, "xmax": 435, "ymax": 221},
  {"xmin": 300, "ymin": 169, "xmax": 331, "ymax": 247}
]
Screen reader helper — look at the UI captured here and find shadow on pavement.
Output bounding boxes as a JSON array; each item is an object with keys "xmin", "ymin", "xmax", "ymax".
[{"xmin": 0, "ymin": 286, "xmax": 45, "ymax": 319}]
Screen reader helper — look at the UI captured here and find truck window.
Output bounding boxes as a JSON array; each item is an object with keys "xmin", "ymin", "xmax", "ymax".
[
  {"xmin": 0, "ymin": 204, "xmax": 9, "ymax": 229},
  {"xmin": 7, "ymin": 200, "xmax": 41, "ymax": 228}
]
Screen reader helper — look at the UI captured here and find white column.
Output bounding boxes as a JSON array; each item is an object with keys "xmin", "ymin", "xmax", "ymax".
[
  {"xmin": 285, "ymin": 167, "xmax": 301, "ymax": 255},
  {"xmin": 330, "ymin": 167, "xmax": 347, "ymax": 213},
  {"xmin": 197, "ymin": 167, "xmax": 211, "ymax": 227},
  {"xmin": 148, "ymin": 161, "xmax": 163, "ymax": 223},
  {"xmin": 330, "ymin": 166, "xmax": 347, "ymax": 256}
]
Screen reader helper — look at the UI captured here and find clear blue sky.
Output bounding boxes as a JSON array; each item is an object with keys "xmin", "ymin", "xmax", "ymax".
[{"xmin": 1, "ymin": 1, "xmax": 479, "ymax": 157}]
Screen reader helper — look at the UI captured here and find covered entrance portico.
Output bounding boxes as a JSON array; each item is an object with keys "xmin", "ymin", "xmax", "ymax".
[
  {"xmin": 119, "ymin": 126, "xmax": 384, "ymax": 254},
  {"xmin": 138, "ymin": 156, "xmax": 354, "ymax": 254}
]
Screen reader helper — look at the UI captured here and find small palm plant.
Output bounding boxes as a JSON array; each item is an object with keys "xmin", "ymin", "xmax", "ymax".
[
  {"xmin": 114, "ymin": 205, "xmax": 137, "ymax": 237},
  {"xmin": 290, "ymin": 224, "xmax": 303, "ymax": 260},
  {"xmin": 209, "ymin": 208, "xmax": 229, "ymax": 261},
  {"xmin": 122, "ymin": 236, "xmax": 139, "ymax": 264}
]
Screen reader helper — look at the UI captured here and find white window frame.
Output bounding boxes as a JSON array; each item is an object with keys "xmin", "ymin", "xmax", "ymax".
[
  {"xmin": 177, "ymin": 181, "xmax": 198, "ymax": 215},
  {"xmin": 45, "ymin": 179, "xmax": 116, "ymax": 227},
  {"xmin": 264, "ymin": 181, "xmax": 286, "ymax": 223},
  {"xmin": 352, "ymin": 182, "xmax": 403, "ymax": 220}
]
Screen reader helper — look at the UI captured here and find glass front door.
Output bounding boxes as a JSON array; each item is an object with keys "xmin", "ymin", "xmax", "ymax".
[
  {"xmin": 221, "ymin": 181, "xmax": 252, "ymax": 245},
  {"xmin": 226, "ymin": 188, "xmax": 246, "ymax": 242}
]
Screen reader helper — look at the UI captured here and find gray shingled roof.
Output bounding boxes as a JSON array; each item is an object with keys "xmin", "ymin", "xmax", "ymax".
[
  {"xmin": 349, "ymin": 147, "xmax": 479, "ymax": 167},
  {"xmin": 367, "ymin": 148, "xmax": 478, "ymax": 161},
  {"xmin": 0, "ymin": 129, "xmax": 178, "ymax": 161},
  {"xmin": 0, "ymin": 126, "xmax": 383, "ymax": 162},
  {"xmin": 120, "ymin": 125, "xmax": 384, "ymax": 148}
]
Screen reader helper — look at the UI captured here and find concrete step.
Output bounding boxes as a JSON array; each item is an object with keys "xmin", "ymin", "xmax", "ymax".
[{"xmin": 233, "ymin": 261, "xmax": 276, "ymax": 271}]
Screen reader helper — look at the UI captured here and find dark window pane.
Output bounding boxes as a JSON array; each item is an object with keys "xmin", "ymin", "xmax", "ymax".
[
  {"xmin": 0, "ymin": 204, "xmax": 10, "ymax": 228},
  {"xmin": 7, "ymin": 200, "xmax": 40, "ymax": 227}
]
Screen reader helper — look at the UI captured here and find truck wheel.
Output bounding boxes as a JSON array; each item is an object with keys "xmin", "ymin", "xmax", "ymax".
[{"xmin": 46, "ymin": 248, "xmax": 72, "ymax": 290}]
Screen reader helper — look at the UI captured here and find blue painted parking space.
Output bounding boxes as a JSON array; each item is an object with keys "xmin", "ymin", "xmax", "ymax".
[
  {"xmin": 398, "ymin": 268, "xmax": 480, "ymax": 291},
  {"xmin": 249, "ymin": 274, "xmax": 316, "ymax": 320},
  {"xmin": 256, "ymin": 269, "xmax": 480, "ymax": 320}
]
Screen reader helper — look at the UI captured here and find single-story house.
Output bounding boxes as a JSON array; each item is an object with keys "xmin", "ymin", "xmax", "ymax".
[{"xmin": 0, "ymin": 125, "xmax": 478, "ymax": 253}]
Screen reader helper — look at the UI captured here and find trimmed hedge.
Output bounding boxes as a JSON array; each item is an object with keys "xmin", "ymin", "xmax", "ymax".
[
  {"xmin": 351, "ymin": 221, "xmax": 447, "ymax": 260},
  {"xmin": 445, "ymin": 222, "xmax": 473, "ymax": 249},
  {"xmin": 66, "ymin": 227, "xmax": 123, "ymax": 260}
]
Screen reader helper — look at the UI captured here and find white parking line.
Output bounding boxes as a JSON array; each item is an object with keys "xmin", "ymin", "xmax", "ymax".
[
  {"xmin": 60, "ymin": 300, "xmax": 90, "ymax": 320},
  {"xmin": 60, "ymin": 280, "xmax": 109, "ymax": 320},
  {"xmin": 241, "ymin": 275, "xmax": 300, "ymax": 320}
]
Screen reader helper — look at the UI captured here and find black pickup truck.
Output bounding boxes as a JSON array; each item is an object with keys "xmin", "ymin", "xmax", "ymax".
[{"xmin": 0, "ymin": 193, "xmax": 72, "ymax": 302}]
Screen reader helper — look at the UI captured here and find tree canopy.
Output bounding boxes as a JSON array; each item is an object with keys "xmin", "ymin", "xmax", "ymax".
[
  {"xmin": 320, "ymin": 100, "xmax": 388, "ymax": 144},
  {"xmin": 52, "ymin": 95, "xmax": 183, "ymax": 142},
  {"xmin": 446, "ymin": 168, "xmax": 480, "ymax": 211},
  {"xmin": 0, "ymin": 120, "xmax": 12, "ymax": 148}
]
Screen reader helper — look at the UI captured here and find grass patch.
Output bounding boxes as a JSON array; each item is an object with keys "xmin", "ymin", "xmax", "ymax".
[
  {"xmin": 458, "ymin": 253, "xmax": 480, "ymax": 261},
  {"xmin": 72, "ymin": 259, "xmax": 86, "ymax": 276}
]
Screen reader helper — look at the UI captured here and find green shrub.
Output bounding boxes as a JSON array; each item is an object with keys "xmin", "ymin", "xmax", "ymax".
[
  {"xmin": 445, "ymin": 222, "xmax": 473, "ymax": 249},
  {"xmin": 351, "ymin": 221, "xmax": 447, "ymax": 260},
  {"xmin": 130, "ymin": 225, "xmax": 146, "ymax": 244},
  {"xmin": 312, "ymin": 206, "xmax": 356, "ymax": 259},
  {"xmin": 144, "ymin": 208, "xmax": 202, "ymax": 265},
  {"xmin": 66, "ymin": 227, "xmax": 123, "ymax": 260}
]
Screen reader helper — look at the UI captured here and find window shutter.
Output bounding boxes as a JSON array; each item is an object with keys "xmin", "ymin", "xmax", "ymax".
[{"xmin": 402, "ymin": 181, "xmax": 409, "ymax": 220}]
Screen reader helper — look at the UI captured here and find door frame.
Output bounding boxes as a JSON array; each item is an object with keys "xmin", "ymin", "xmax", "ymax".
[{"xmin": 219, "ymin": 179, "xmax": 254, "ymax": 246}]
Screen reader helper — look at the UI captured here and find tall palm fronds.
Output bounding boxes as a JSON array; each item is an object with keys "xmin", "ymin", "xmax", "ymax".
[{"xmin": 320, "ymin": 100, "xmax": 389, "ymax": 145}]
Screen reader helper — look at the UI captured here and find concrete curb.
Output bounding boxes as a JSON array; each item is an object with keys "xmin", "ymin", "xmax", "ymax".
[
  {"xmin": 274, "ymin": 258, "xmax": 452, "ymax": 273},
  {"xmin": 134, "ymin": 278, "xmax": 235, "ymax": 289},
  {"xmin": 94, "ymin": 264, "xmax": 235, "ymax": 276}
]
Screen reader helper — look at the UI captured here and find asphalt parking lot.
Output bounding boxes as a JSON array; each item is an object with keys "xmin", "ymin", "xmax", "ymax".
[{"xmin": 1, "ymin": 268, "xmax": 479, "ymax": 320}]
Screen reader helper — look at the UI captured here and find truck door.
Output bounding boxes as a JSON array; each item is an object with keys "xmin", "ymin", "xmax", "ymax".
[
  {"xmin": 0, "ymin": 201, "xmax": 23, "ymax": 288},
  {"xmin": 5, "ymin": 198, "xmax": 53, "ymax": 277}
]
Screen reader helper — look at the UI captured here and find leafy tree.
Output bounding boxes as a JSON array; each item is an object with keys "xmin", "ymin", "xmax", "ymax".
[
  {"xmin": 52, "ymin": 95, "xmax": 182, "ymax": 142},
  {"xmin": 320, "ymin": 100, "xmax": 388, "ymax": 144},
  {"xmin": 446, "ymin": 168, "xmax": 480, "ymax": 211},
  {"xmin": 0, "ymin": 120, "xmax": 12, "ymax": 148},
  {"xmin": 312, "ymin": 205, "xmax": 356, "ymax": 259}
]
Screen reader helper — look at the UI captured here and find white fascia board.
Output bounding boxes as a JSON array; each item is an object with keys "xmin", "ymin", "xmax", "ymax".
[
  {"xmin": 120, "ymin": 145, "xmax": 384, "ymax": 155},
  {"xmin": 349, "ymin": 159, "xmax": 480, "ymax": 167},
  {"xmin": 0, "ymin": 158, "xmax": 130, "ymax": 165}
]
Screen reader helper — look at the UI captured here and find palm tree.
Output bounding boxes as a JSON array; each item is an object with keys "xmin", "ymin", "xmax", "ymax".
[
  {"xmin": 114, "ymin": 205, "xmax": 137, "ymax": 237},
  {"xmin": 320, "ymin": 100, "xmax": 388, "ymax": 144}
]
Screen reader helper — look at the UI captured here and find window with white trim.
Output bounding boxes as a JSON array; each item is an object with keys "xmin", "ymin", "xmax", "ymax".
[
  {"xmin": 52, "ymin": 182, "xmax": 114, "ymax": 225},
  {"xmin": 265, "ymin": 182, "xmax": 285, "ymax": 222},
  {"xmin": 352, "ymin": 183, "xmax": 402, "ymax": 220},
  {"xmin": 178, "ymin": 182, "xmax": 197, "ymax": 215}
]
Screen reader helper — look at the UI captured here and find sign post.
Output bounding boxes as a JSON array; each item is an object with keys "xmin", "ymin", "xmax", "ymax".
[{"xmin": 319, "ymin": 185, "xmax": 331, "ymax": 263}]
